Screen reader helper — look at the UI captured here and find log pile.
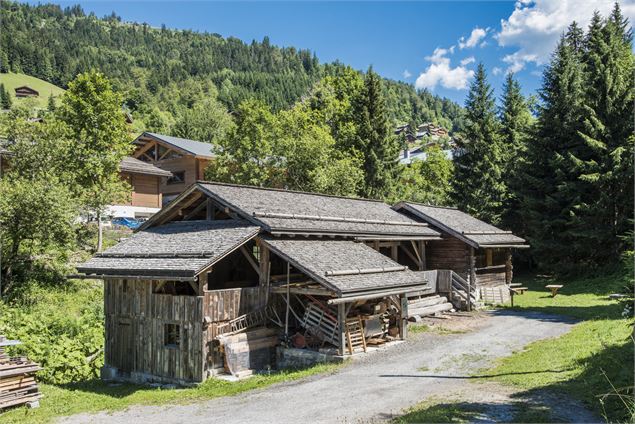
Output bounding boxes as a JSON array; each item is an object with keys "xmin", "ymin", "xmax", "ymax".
[
  {"xmin": 0, "ymin": 336, "xmax": 42, "ymax": 410},
  {"xmin": 407, "ymin": 295, "xmax": 453, "ymax": 319}
]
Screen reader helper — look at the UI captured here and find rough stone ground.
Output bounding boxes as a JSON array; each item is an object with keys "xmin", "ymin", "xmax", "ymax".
[{"xmin": 59, "ymin": 310, "xmax": 601, "ymax": 424}]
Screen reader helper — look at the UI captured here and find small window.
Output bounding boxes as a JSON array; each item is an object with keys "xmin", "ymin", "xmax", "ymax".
[
  {"xmin": 167, "ymin": 171, "xmax": 185, "ymax": 185},
  {"xmin": 164, "ymin": 323, "xmax": 180, "ymax": 347}
]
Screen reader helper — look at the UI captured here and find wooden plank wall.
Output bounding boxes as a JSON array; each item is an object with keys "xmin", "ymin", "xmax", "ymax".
[
  {"xmin": 104, "ymin": 279, "xmax": 205, "ymax": 383},
  {"xmin": 476, "ymin": 269, "xmax": 507, "ymax": 287},
  {"xmin": 131, "ymin": 174, "xmax": 161, "ymax": 208},
  {"xmin": 426, "ymin": 235, "xmax": 470, "ymax": 280}
]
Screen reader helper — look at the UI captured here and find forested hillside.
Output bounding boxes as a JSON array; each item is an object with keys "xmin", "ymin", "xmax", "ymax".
[{"xmin": 0, "ymin": 0, "xmax": 464, "ymax": 131}]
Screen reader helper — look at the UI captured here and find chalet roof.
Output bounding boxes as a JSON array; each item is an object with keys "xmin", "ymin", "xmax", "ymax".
[
  {"xmin": 195, "ymin": 182, "xmax": 441, "ymax": 238},
  {"xmin": 263, "ymin": 238, "xmax": 429, "ymax": 296},
  {"xmin": 77, "ymin": 220, "xmax": 260, "ymax": 279},
  {"xmin": 14, "ymin": 86, "xmax": 38, "ymax": 94},
  {"xmin": 137, "ymin": 132, "xmax": 216, "ymax": 159},
  {"xmin": 120, "ymin": 156, "xmax": 172, "ymax": 177},
  {"xmin": 393, "ymin": 202, "xmax": 527, "ymax": 249}
]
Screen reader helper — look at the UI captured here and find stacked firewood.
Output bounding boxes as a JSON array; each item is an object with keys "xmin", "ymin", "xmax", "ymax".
[{"xmin": 0, "ymin": 335, "xmax": 41, "ymax": 410}]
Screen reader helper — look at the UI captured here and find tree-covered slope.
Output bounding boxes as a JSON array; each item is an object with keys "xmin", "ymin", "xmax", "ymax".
[{"xmin": 0, "ymin": 1, "xmax": 463, "ymax": 131}]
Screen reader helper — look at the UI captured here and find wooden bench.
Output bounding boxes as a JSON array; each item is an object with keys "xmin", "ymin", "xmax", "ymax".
[
  {"xmin": 545, "ymin": 284, "xmax": 564, "ymax": 297},
  {"xmin": 510, "ymin": 287, "xmax": 528, "ymax": 295}
]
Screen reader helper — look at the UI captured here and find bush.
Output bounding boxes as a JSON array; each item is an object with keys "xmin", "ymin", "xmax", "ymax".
[{"xmin": 0, "ymin": 280, "xmax": 104, "ymax": 384}]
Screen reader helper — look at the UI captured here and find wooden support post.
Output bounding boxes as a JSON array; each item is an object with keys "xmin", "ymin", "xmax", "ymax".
[
  {"xmin": 399, "ymin": 293, "xmax": 408, "ymax": 340},
  {"xmin": 259, "ymin": 244, "xmax": 271, "ymax": 304},
  {"xmin": 468, "ymin": 247, "xmax": 476, "ymax": 312},
  {"xmin": 505, "ymin": 248, "xmax": 513, "ymax": 285},
  {"xmin": 285, "ymin": 262, "xmax": 290, "ymax": 336},
  {"xmin": 206, "ymin": 198, "xmax": 215, "ymax": 221},
  {"xmin": 390, "ymin": 243, "xmax": 399, "ymax": 261},
  {"xmin": 419, "ymin": 241, "xmax": 426, "ymax": 270},
  {"xmin": 337, "ymin": 302, "xmax": 346, "ymax": 355}
]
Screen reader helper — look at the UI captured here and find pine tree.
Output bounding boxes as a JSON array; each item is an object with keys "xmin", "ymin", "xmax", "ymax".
[
  {"xmin": 354, "ymin": 67, "xmax": 400, "ymax": 199},
  {"xmin": 47, "ymin": 94, "xmax": 56, "ymax": 112},
  {"xmin": 520, "ymin": 29, "xmax": 587, "ymax": 271},
  {"xmin": 576, "ymin": 3, "xmax": 635, "ymax": 261},
  {"xmin": 452, "ymin": 63, "xmax": 505, "ymax": 224},
  {"xmin": 0, "ymin": 84, "xmax": 11, "ymax": 110},
  {"xmin": 499, "ymin": 72, "xmax": 532, "ymax": 232}
]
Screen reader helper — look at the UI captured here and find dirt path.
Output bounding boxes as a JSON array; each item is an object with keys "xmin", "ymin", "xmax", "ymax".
[{"xmin": 59, "ymin": 310, "xmax": 601, "ymax": 424}]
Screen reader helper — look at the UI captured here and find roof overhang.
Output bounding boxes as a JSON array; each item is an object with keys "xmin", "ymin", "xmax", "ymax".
[{"xmin": 134, "ymin": 132, "xmax": 215, "ymax": 160}]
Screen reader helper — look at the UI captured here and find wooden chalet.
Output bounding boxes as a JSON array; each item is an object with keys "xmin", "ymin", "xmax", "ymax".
[
  {"xmin": 77, "ymin": 182, "xmax": 448, "ymax": 384},
  {"xmin": 14, "ymin": 86, "xmax": 38, "ymax": 98},
  {"xmin": 132, "ymin": 132, "xmax": 216, "ymax": 205},
  {"xmin": 109, "ymin": 156, "xmax": 173, "ymax": 219},
  {"xmin": 393, "ymin": 202, "xmax": 528, "ymax": 305}
]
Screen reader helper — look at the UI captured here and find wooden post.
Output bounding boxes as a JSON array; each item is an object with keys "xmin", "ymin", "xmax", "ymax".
[
  {"xmin": 505, "ymin": 248, "xmax": 513, "ymax": 285},
  {"xmin": 259, "ymin": 243, "xmax": 270, "ymax": 304},
  {"xmin": 206, "ymin": 198, "xmax": 215, "ymax": 220},
  {"xmin": 337, "ymin": 302, "xmax": 346, "ymax": 355},
  {"xmin": 419, "ymin": 241, "xmax": 426, "ymax": 270},
  {"xmin": 468, "ymin": 247, "xmax": 476, "ymax": 312},
  {"xmin": 399, "ymin": 294, "xmax": 408, "ymax": 340},
  {"xmin": 390, "ymin": 243, "xmax": 398, "ymax": 261},
  {"xmin": 285, "ymin": 262, "xmax": 290, "ymax": 336}
]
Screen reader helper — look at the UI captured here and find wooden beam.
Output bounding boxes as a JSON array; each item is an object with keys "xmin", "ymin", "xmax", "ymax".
[
  {"xmin": 399, "ymin": 243, "xmax": 419, "ymax": 266},
  {"xmin": 399, "ymin": 293, "xmax": 408, "ymax": 340},
  {"xmin": 419, "ymin": 241, "xmax": 427, "ymax": 270},
  {"xmin": 133, "ymin": 140, "xmax": 156, "ymax": 159},
  {"xmin": 390, "ymin": 243, "xmax": 399, "ymax": 261},
  {"xmin": 240, "ymin": 245, "xmax": 261, "ymax": 277},
  {"xmin": 183, "ymin": 200, "xmax": 207, "ymax": 221},
  {"xmin": 156, "ymin": 192, "xmax": 202, "ymax": 226}
]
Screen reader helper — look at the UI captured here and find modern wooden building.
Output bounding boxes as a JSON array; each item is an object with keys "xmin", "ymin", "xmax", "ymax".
[
  {"xmin": 14, "ymin": 86, "xmax": 39, "ymax": 98},
  {"xmin": 393, "ymin": 202, "xmax": 528, "ymax": 302},
  {"xmin": 77, "ymin": 182, "xmax": 444, "ymax": 384},
  {"xmin": 131, "ymin": 132, "xmax": 216, "ymax": 205},
  {"xmin": 107, "ymin": 156, "xmax": 173, "ymax": 219}
]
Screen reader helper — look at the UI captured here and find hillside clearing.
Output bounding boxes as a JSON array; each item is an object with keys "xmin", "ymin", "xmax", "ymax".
[{"xmin": 0, "ymin": 72, "xmax": 65, "ymax": 108}]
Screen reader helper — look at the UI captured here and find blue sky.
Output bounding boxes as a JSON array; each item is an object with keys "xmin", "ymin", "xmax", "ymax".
[{"xmin": 45, "ymin": 0, "xmax": 635, "ymax": 105}]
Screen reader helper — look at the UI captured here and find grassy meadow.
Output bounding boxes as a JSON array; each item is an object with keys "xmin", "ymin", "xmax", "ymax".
[{"xmin": 0, "ymin": 72, "xmax": 65, "ymax": 108}]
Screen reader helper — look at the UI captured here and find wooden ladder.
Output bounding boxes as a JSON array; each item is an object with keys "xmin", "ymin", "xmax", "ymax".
[
  {"xmin": 216, "ymin": 306, "xmax": 271, "ymax": 336},
  {"xmin": 345, "ymin": 317, "xmax": 367, "ymax": 355}
]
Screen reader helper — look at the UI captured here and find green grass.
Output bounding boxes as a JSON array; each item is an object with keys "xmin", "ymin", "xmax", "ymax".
[
  {"xmin": 0, "ymin": 362, "xmax": 343, "ymax": 424},
  {"xmin": 0, "ymin": 72, "xmax": 65, "ymax": 108},
  {"xmin": 395, "ymin": 270, "xmax": 633, "ymax": 423},
  {"xmin": 409, "ymin": 323, "xmax": 467, "ymax": 335},
  {"xmin": 482, "ymin": 271, "xmax": 633, "ymax": 423}
]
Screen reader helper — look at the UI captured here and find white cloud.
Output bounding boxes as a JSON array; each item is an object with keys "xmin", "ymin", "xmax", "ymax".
[
  {"xmin": 415, "ymin": 47, "xmax": 474, "ymax": 90},
  {"xmin": 459, "ymin": 27, "xmax": 489, "ymax": 49},
  {"xmin": 496, "ymin": 0, "xmax": 635, "ymax": 72},
  {"xmin": 460, "ymin": 56, "xmax": 476, "ymax": 66},
  {"xmin": 403, "ymin": 69, "xmax": 412, "ymax": 78},
  {"xmin": 492, "ymin": 67, "xmax": 502, "ymax": 76}
]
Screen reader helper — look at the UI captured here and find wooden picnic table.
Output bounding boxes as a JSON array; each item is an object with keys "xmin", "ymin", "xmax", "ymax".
[
  {"xmin": 510, "ymin": 286, "xmax": 528, "ymax": 294},
  {"xmin": 545, "ymin": 284, "xmax": 564, "ymax": 297}
]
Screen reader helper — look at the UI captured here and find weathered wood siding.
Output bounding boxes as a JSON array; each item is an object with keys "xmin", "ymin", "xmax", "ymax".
[
  {"xmin": 425, "ymin": 235, "xmax": 470, "ymax": 280},
  {"xmin": 104, "ymin": 279, "xmax": 205, "ymax": 383}
]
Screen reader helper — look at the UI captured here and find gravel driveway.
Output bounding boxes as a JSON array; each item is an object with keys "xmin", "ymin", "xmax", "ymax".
[{"xmin": 60, "ymin": 310, "xmax": 599, "ymax": 424}]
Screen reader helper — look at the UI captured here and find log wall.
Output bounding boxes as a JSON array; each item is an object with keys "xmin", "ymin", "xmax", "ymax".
[
  {"xmin": 104, "ymin": 279, "xmax": 205, "ymax": 383},
  {"xmin": 425, "ymin": 235, "xmax": 470, "ymax": 280}
]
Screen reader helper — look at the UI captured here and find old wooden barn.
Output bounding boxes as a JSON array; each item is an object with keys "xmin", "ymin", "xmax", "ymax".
[{"xmin": 77, "ymin": 182, "xmax": 526, "ymax": 384}]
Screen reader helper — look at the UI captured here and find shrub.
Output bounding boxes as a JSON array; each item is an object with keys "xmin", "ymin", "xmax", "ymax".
[{"xmin": 0, "ymin": 280, "xmax": 104, "ymax": 384}]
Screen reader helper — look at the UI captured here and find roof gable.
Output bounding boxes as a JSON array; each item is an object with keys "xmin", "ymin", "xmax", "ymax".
[
  {"xmin": 77, "ymin": 220, "xmax": 260, "ymax": 279},
  {"xmin": 135, "ymin": 132, "xmax": 216, "ymax": 159},
  {"xmin": 393, "ymin": 202, "xmax": 526, "ymax": 248}
]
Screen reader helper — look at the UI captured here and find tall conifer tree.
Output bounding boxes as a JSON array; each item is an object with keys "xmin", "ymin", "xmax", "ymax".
[
  {"xmin": 520, "ymin": 26, "xmax": 587, "ymax": 270},
  {"xmin": 452, "ymin": 63, "xmax": 505, "ymax": 224},
  {"xmin": 499, "ymin": 72, "xmax": 532, "ymax": 232},
  {"xmin": 354, "ymin": 67, "xmax": 399, "ymax": 199}
]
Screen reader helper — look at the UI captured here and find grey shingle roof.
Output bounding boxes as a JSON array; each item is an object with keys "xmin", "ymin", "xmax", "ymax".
[
  {"xmin": 77, "ymin": 220, "xmax": 260, "ymax": 278},
  {"xmin": 142, "ymin": 132, "xmax": 216, "ymax": 158},
  {"xmin": 197, "ymin": 182, "xmax": 440, "ymax": 238},
  {"xmin": 263, "ymin": 238, "xmax": 429, "ymax": 295},
  {"xmin": 393, "ymin": 202, "xmax": 526, "ymax": 248},
  {"xmin": 120, "ymin": 156, "xmax": 172, "ymax": 177}
]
